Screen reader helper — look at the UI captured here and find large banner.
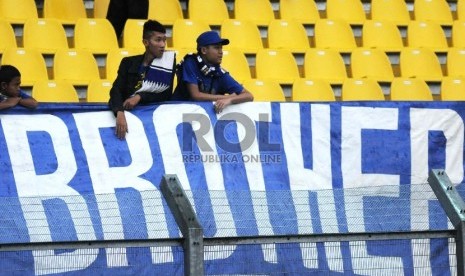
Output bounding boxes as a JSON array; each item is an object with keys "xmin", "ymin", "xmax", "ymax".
[{"xmin": 0, "ymin": 101, "xmax": 463, "ymax": 275}]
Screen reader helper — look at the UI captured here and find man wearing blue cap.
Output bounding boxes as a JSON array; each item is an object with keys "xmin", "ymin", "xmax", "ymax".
[{"xmin": 172, "ymin": 31, "xmax": 253, "ymax": 113}]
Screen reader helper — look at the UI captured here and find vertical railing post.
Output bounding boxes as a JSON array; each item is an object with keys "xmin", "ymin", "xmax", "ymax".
[
  {"xmin": 428, "ymin": 169, "xmax": 465, "ymax": 276},
  {"xmin": 160, "ymin": 174, "xmax": 204, "ymax": 276}
]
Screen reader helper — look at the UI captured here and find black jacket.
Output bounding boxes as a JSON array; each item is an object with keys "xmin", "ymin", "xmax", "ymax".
[{"xmin": 108, "ymin": 54, "xmax": 175, "ymax": 115}]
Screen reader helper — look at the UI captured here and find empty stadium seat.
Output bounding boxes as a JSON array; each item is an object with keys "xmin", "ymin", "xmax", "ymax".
[
  {"xmin": 326, "ymin": 0, "xmax": 366, "ymax": 25},
  {"xmin": 0, "ymin": 0, "xmax": 38, "ymax": 24},
  {"xmin": 452, "ymin": 21, "xmax": 465, "ymax": 48},
  {"xmin": 1, "ymin": 48, "xmax": 48, "ymax": 86},
  {"xmin": 370, "ymin": 0, "xmax": 410, "ymax": 26},
  {"xmin": 267, "ymin": 20, "xmax": 310, "ymax": 53},
  {"xmin": 221, "ymin": 49, "xmax": 252, "ymax": 82},
  {"xmin": 43, "ymin": 0, "xmax": 87, "ymax": 25},
  {"xmin": 447, "ymin": 48, "xmax": 465, "ymax": 77},
  {"xmin": 0, "ymin": 20, "xmax": 17, "ymax": 53},
  {"xmin": 255, "ymin": 49, "xmax": 300, "ymax": 85},
  {"xmin": 106, "ymin": 48, "xmax": 140, "ymax": 81},
  {"xmin": 54, "ymin": 49, "xmax": 101, "ymax": 86},
  {"xmin": 74, "ymin": 18, "xmax": 119, "ymax": 54},
  {"xmin": 407, "ymin": 21, "xmax": 448, "ymax": 53},
  {"xmin": 93, "ymin": 0, "xmax": 110, "ymax": 18},
  {"xmin": 314, "ymin": 19, "xmax": 357, "ymax": 52},
  {"xmin": 221, "ymin": 19, "xmax": 263, "ymax": 54},
  {"xmin": 188, "ymin": 0, "xmax": 229, "ymax": 26},
  {"xmin": 23, "ymin": 18, "xmax": 68, "ymax": 54},
  {"xmin": 390, "ymin": 78, "xmax": 433, "ymax": 100},
  {"xmin": 458, "ymin": 0, "xmax": 465, "ymax": 21},
  {"xmin": 304, "ymin": 49, "xmax": 347, "ymax": 84},
  {"xmin": 148, "ymin": 0, "xmax": 183, "ymax": 26},
  {"xmin": 243, "ymin": 79, "xmax": 286, "ymax": 101},
  {"xmin": 32, "ymin": 80, "xmax": 80, "ymax": 103},
  {"xmin": 279, "ymin": 0, "xmax": 320, "ymax": 25},
  {"xmin": 413, "ymin": 0, "xmax": 453, "ymax": 26},
  {"xmin": 440, "ymin": 77, "xmax": 465, "ymax": 100},
  {"xmin": 234, "ymin": 0, "xmax": 275, "ymax": 26},
  {"xmin": 341, "ymin": 78, "xmax": 385, "ymax": 101},
  {"xmin": 399, "ymin": 48, "xmax": 443, "ymax": 82},
  {"xmin": 172, "ymin": 19, "xmax": 211, "ymax": 49},
  {"xmin": 350, "ymin": 48, "xmax": 395, "ymax": 82},
  {"xmin": 87, "ymin": 79, "xmax": 112, "ymax": 102},
  {"xmin": 362, "ymin": 20, "xmax": 404, "ymax": 52},
  {"xmin": 292, "ymin": 79, "xmax": 336, "ymax": 101},
  {"xmin": 122, "ymin": 19, "xmax": 146, "ymax": 52}
]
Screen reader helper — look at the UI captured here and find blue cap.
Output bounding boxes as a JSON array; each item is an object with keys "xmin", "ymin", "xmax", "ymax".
[{"xmin": 196, "ymin": 31, "xmax": 230, "ymax": 47}]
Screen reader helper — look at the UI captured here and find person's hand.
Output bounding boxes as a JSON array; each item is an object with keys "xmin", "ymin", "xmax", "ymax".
[
  {"xmin": 123, "ymin": 94, "xmax": 141, "ymax": 110},
  {"xmin": 4, "ymin": 97, "xmax": 21, "ymax": 107},
  {"xmin": 214, "ymin": 98, "xmax": 233, "ymax": 114},
  {"xmin": 115, "ymin": 111, "xmax": 128, "ymax": 139}
]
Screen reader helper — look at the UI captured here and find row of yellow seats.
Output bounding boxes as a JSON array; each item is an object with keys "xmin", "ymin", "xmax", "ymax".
[
  {"xmin": 248, "ymin": 77, "xmax": 465, "ymax": 102},
  {"xmin": 5, "ymin": 17, "xmax": 465, "ymax": 56},
  {"xmin": 30, "ymin": 77, "xmax": 465, "ymax": 104}
]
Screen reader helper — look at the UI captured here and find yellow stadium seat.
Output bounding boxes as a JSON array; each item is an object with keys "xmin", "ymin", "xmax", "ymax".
[
  {"xmin": 172, "ymin": 19, "xmax": 211, "ymax": 49},
  {"xmin": 371, "ymin": 0, "xmax": 410, "ymax": 26},
  {"xmin": 413, "ymin": 0, "xmax": 453, "ymax": 26},
  {"xmin": 407, "ymin": 21, "xmax": 448, "ymax": 53},
  {"xmin": 452, "ymin": 21, "xmax": 465, "ymax": 48},
  {"xmin": 23, "ymin": 19, "xmax": 68, "ymax": 54},
  {"xmin": 400, "ymin": 48, "xmax": 443, "ymax": 82},
  {"xmin": 390, "ymin": 78, "xmax": 433, "ymax": 101},
  {"xmin": 106, "ymin": 48, "xmax": 139, "ymax": 81},
  {"xmin": 440, "ymin": 77, "xmax": 465, "ymax": 100},
  {"xmin": 221, "ymin": 49, "xmax": 252, "ymax": 82},
  {"xmin": 304, "ymin": 48, "xmax": 347, "ymax": 84},
  {"xmin": 1, "ymin": 48, "xmax": 48, "ymax": 86},
  {"xmin": 341, "ymin": 78, "xmax": 385, "ymax": 101},
  {"xmin": 74, "ymin": 18, "xmax": 119, "ymax": 54},
  {"xmin": 279, "ymin": 0, "xmax": 320, "ymax": 25},
  {"xmin": 234, "ymin": 0, "xmax": 275, "ymax": 26},
  {"xmin": 148, "ymin": 0, "xmax": 183, "ymax": 26},
  {"xmin": 458, "ymin": 0, "xmax": 465, "ymax": 21},
  {"xmin": 188, "ymin": 0, "xmax": 229, "ymax": 26},
  {"xmin": 362, "ymin": 20, "xmax": 404, "ymax": 52},
  {"xmin": 447, "ymin": 48, "xmax": 465, "ymax": 77},
  {"xmin": 93, "ymin": 0, "xmax": 110, "ymax": 18},
  {"xmin": 292, "ymin": 79, "xmax": 336, "ymax": 101},
  {"xmin": 243, "ymin": 79, "xmax": 286, "ymax": 101},
  {"xmin": 122, "ymin": 19, "xmax": 146, "ymax": 52},
  {"xmin": 0, "ymin": 0, "xmax": 37, "ymax": 24},
  {"xmin": 0, "ymin": 20, "xmax": 17, "ymax": 53},
  {"xmin": 326, "ymin": 0, "xmax": 366, "ymax": 25},
  {"xmin": 54, "ymin": 49, "xmax": 101, "ymax": 86},
  {"xmin": 314, "ymin": 19, "xmax": 357, "ymax": 53},
  {"xmin": 267, "ymin": 20, "xmax": 310, "ymax": 53},
  {"xmin": 87, "ymin": 79, "xmax": 112, "ymax": 102},
  {"xmin": 221, "ymin": 19, "xmax": 263, "ymax": 54},
  {"xmin": 351, "ymin": 48, "xmax": 394, "ymax": 82},
  {"xmin": 43, "ymin": 0, "xmax": 87, "ymax": 25},
  {"xmin": 255, "ymin": 49, "xmax": 300, "ymax": 85},
  {"xmin": 32, "ymin": 80, "xmax": 79, "ymax": 103}
]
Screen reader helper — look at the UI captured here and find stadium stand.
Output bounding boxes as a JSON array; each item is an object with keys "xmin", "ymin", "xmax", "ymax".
[
  {"xmin": 0, "ymin": 0, "xmax": 38, "ymax": 24},
  {"xmin": 406, "ymin": 21, "xmax": 449, "ymax": 53},
  {"xmin": 43, "ymin": 0, "xmax": 87, "ymax": 25},
  {"xmin": 53, "ymin": 49, "xmax": 101, "ymax": 86},
  {"xmin": 86, "ymin": 79, "xmax": 112, "ymax": 102},
  {"xmin": 291, "ymin": 78, "xmax": 336, "ymax": 101},
  {"xmin": 148, "ymin": 0, "xmax": 183, "ymax": 26},
  {"xmin": 0, "ymin": 20, "xmax": 17, "ymax": 53},
  {"xmin": 172, "ymin": 19, "xmax": 211, "ymax": 49},
  {"xmin": 313, "ymin": 19, "xmax": 358, "ymax": 53},
  {"xmin": 279, "ymin": 0, "xmax": 320, "ymax": 25},
  {"xmin": 350, "ymin": 48, "xmax": 395, "ymax": 83},
  {"xmin": 255, "ymin": 49, "xmax": 301, "ymax": 85},
  {"xmin": 234, "ymin": 0, "xmax": 275, "ymax": 27},
  {"xmin": 32, "ymin": 80, "xmax": 80, "ymax": 102},
  {"xmin": 413, "ymin": 0, "xmax": 453, "ymax": 26},
  {"xmin": 326, "ymin": 0, "xmax": 366, "ymax": 25},
  {"xmin": 221, "ymin": 48, "xmax": 252, "ymax": 83},
  {"xmin": 341, "ymin": 78, "xmax": 386, "ymax": 101},
  {"xmin": 361, "ymin": 20, "xmax": 405, "ymax": 52},
  {"xmin": 370, "ymin": 0, "xmax": 411, "ymax": 26},
  {"xmin": 74, "ymin": 18, "xmax": 119, "ymax": 55},
  {"xmin": 440, "ymin": 76, "xmax": 465, "ymax": 100},
  {"xmin": 122, "ymin": 19, "xmax": 146, "ymax": 52},
  {"xmin": 399, "ymin": 48, "xmax": 444, "ymax": 82}
]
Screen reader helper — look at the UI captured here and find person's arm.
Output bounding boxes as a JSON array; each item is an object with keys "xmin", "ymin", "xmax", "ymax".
[
  {"xmin": 214, "ymin": 89, "xmax": 254, "ymax": 113},
  {"xmin": 18, "ymin": 97, "xmax": 38, "ymax": 109},
  {"xmin": 0, "ymin": 97, "xmax": 21, "ymax": 110},
  {"xmin": 186, "ymin": 83, "xmax": 232, "ymax": 101}
]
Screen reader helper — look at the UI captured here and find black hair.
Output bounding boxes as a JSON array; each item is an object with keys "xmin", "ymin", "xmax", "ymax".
[
  {"xmin": 143, "ymin": 20, "xmax": 166, "ymax": 39},
  {"xmin": 0, "ymin": 65, "xmax": 20, "ymax": 85}
]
